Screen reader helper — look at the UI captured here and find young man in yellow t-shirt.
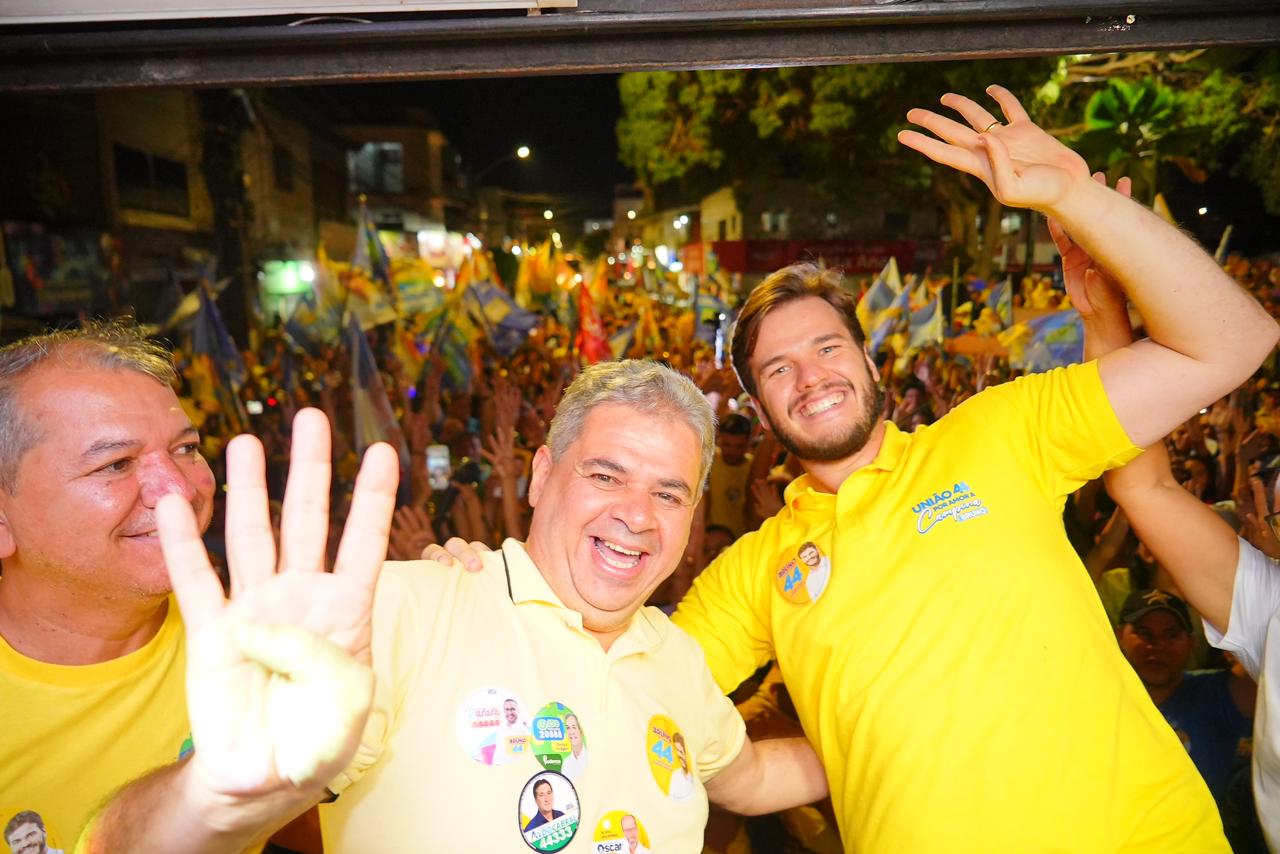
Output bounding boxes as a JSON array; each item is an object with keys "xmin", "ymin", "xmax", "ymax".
[{"xmin": 671, "ymin": 84, "xmax": 1278, "ymax": 851}]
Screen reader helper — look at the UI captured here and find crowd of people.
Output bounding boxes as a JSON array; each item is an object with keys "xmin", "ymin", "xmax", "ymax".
[{"xmin": 6, "ymin": 83, "xmax": 1280, "ymax": 854}]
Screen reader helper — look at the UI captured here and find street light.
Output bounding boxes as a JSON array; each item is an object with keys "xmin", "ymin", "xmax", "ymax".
[
  {"xmin": 475, "ymin": 146, "xmax": 533, "ymax": 183},
  {"xmin": 543, "ymin": 209, "xmax": 554, "ymax": 220}
]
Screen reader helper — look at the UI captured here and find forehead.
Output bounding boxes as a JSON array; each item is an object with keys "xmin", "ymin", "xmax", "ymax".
[
  {"xmin": 1132, "ymin": 610, "xmax": 1184, "ymax": 631},
  {"xmin": 566, "ymin": 403, "xmax": 701, "ymax": 476},
  {"xmin": 750, "ymin": 297, "xmax": 856, "ymax": 364},
  {"xmin": 19, "ymin": 366, "xmax": 188, "ymax": 445}
]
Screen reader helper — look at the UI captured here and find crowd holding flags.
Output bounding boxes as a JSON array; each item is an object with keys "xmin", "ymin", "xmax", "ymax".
[{"xmin": 189, "ymin": 280, "xmax": 250, "ymax": 433}]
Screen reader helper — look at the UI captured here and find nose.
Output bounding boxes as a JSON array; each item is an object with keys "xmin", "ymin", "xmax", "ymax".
[
  {"xmin": 611, "ymin": 483, "xmax": 659, "ymax": 534},
  {"xmin": 137, "ymin": 450, "xmax": 199, "ymax": 508},
  {"xmin": 793, "ymin": 357, "xmax": 829, "ymax": 391}
]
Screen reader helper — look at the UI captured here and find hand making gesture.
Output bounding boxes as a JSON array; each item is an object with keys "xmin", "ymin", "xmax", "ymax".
[
  {"xmin": 157, "ymin": 407, "xmax": 399, "ymax": 804},
  {"xmin": 898, "ymin": 84, "xmax": 1092, "ymax": 213}
]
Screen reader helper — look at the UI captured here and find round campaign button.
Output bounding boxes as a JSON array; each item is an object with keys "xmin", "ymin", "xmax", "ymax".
[
  {"xmin": 591, "ymin": 810, "xmax": 652, "ymax": 854},
  {"xmin": 517, "ymin": 771, "xmax": 581, "ymax": 852},
  {"xmin": 531, "ymin": 701, "xmax": 589, "ymax": 780},
  {"xmin": 457, "ymin": 685, "xmax": 533, "ymax": 766},
  {"xmin": 773, "ymin": 540, "xmax": 832, "ymax": 604},
  {"xmin": 0, "ymin": 806, "xmax": 66, "ymax": 854},
  {"xmin": 644, "ymin": 714, "xmax": 694, "ymax": 801}
]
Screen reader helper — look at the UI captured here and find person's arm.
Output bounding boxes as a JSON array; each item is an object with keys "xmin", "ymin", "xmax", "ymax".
[
  {"xmin": 900, "ymin": 85, "xmax": 1278, "ymax": 449},
  {"xmin": 80, "ymin": 409, "xmax": 399, "ymax": 853},
  {"xmin": 704, "ymin": 736, "xmax": 828, "ymax": 816},
  {"xmin": 1083, "ymin": 504, "xmax": 1130, "ymax": 584}
]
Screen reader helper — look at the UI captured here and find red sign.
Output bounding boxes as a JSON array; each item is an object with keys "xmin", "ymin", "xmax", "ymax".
[{"xmin": 709, "ymin": 239, "xmax": 943, "ymax": 275}]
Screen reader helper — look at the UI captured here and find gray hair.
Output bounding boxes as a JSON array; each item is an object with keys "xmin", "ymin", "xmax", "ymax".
[
  {"xmin": 546, "ymin": 360, "xmax": 716, "ymax": 494},
  {"xmin": 0, "ymin": 320, "xmax": 177, "ymax": 493}
]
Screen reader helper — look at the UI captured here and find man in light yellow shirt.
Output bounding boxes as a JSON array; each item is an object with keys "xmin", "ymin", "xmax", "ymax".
[{"xmin": 81, "ymin": 361, "xmax": 829, "ymax": 853}]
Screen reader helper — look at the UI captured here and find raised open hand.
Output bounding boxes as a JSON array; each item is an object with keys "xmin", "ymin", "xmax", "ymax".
[
  {"xmin": 899, "ymin": 84, "xmax": 1092, "ymax": 213},
  {"xmin": 157, "ymin": 408, "xmax": 398, "ymax": 798}
]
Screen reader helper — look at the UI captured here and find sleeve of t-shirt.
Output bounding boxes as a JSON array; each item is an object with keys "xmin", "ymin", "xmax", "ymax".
[
  {"xmin": 326, "ymin": 561, "xmax": 440, "ymax": 795},
  {"xmin": 1204, "ymin": 537, "xmax": 1280, "ymax": 680},
  {"xmin": 676, "ymin": 631, "xmax": 748, "ymax": 783},
  {"xmin": 966, "ymin": 361, "xmax": 1141, "ymax": 500},
  {"xmin": 671, "ymin": 524, "xmax": 776, "ymax": 695}
]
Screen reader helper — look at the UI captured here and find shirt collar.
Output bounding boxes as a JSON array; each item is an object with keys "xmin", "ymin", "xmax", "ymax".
[
  {"xmin": 781, "ymin": 420, "xmax": 912, "ymax": 506},
  {"xmin": 498, "ymin": 539, "xmax": 667, "ymax": 654}
]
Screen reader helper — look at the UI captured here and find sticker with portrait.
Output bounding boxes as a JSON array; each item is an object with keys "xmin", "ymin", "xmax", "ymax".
[
  {"xmin": 591, "ymin": 810, "xmax": 652, "ymax": 854},
  {"xmin": 531, "ymin": 701, "xmax": 588, "ymax": 780},
  {"xmin": 1, "ymin": 807, "xmax": 66, "ymax": 854},
  {"xmin": 517, "ymin": 771, "xmax": 581, "ymax": 852},
  {"xmin": 774, "ymin": 540, "xmax": 831, "ymax": 604},
  {"xmin": 645, "ymin": 714, "xmax": 694, "ymax": 801},
  {"xmin": 457, "ymin": 685, "xmax": 533, "ymax": 766}
]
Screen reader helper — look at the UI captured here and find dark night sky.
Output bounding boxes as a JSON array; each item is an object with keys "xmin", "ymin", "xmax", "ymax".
[{"xmin": 303, "ymin": 73, "xmax": 631, "ymax": 218}]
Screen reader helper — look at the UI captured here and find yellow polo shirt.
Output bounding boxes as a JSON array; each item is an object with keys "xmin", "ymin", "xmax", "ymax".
[
  {"xmin": 675, "ymin": 362, "xmax": 1227, "ymax": 853},
  {"xmin": 0, "ymin": 600, "xmax": 189, "ymax": 851},
  {"xmin": 323, "ymin": 540, "xmax": 745, "ymax": 852}
]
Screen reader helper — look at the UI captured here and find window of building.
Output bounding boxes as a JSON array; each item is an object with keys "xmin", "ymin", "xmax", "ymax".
[
  {"xmin": 273, "ymin": 143, "xmax": 295, "ymax": 192},
  {"xmin": 718, "ymin": 219, "xmax": 727, "ymax": 241},
  {"xmin": 761, "ymin": 211, "xmax": 774, "ymax": 233},
  {"xmin": 347, "ymin": 141, "xmax": 404, "ymax": 195},
  {"xmin": 113, "ymin": 143, "xmax": 190, "ymax": 217}
]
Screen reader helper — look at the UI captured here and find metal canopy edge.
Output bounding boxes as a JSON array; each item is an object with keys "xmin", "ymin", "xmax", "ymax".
[{"xmin": 0, "ymin": 0, "xmax": 1276, "ymax": 91}]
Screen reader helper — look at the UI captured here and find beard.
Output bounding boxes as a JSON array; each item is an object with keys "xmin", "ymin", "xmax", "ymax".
[{"xmin": 767, "ymin": 381, "xmax": 886, "ymax": 463}]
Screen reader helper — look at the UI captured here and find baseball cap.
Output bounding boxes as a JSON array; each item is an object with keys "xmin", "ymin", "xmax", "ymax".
[{"xmin": 1119, "ymin": 589, "xmax": 1192, "ymax": 631}]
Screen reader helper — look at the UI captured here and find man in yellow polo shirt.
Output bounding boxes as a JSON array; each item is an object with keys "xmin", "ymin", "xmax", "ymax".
[
  {"xmin": 672, "ymin": 85, "xmax": 1279, "ymax": 851},
  {"xmin": 81, "ymin": 361, "xmax": 830, "ymax": 853}
]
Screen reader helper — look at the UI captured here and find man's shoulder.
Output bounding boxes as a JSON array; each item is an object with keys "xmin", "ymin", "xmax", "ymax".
[{"xmin": 375, "ymin": 553, "xmax": 507, "ymax": 611}]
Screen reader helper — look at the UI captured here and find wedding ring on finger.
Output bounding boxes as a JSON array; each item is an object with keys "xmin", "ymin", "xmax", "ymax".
[{"xmin": 981, "ymin": 120, "xmax": 1001, "ymax": 134}]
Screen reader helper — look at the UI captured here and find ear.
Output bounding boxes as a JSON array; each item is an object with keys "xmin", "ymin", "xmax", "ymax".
[
  {"xmin": 863, "ymin": 346, "xmax": 882, "ymax": 384},
  {"xmin": 749, "ymin": 396, "xmax": 772, "ymax": 433},
  {"xmin": 526, "ymin": 445, "xmax": 554, "ymax": 509},
  {"xmin": 0, "ymin": 501, "xmax": 14, "ymax": 561}
]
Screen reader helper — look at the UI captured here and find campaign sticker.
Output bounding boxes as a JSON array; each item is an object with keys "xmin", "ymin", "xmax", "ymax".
[
  {"xmin": 457, "ymin": 685, "xmax": 533, "ymax": 766},
  {"xmin": 644, "ymin": 714, "xmax": 694, "ymax": 801},
  {"xmin": 773, "ymin": 540, "xmax": 832, "ymax": 604},
  {"xmin": 0, "ymin": 806, "xmax": 66, "ymax": 854},
  {"xmin": 591, "ymin": 810, "xmax": 652, "ymax": 854},
  {"xmin": 517, "ymin": 771, "xmax": 581, "ymax": 852},
  {"xmin": 532, "ymin": 701, "xmax": 588, "ymax": 780}
]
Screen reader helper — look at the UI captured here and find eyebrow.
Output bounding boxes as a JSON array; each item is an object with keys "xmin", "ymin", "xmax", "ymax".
[
  {"xmin": 756, "ymin": 332, "xmax": 847, "ymax": 375},
  {"xmin": 579, "ymin": 457, "xmax": 693, "ymax": 499},
  {"xmin": 80, "ymin": 426, "xmax": 200, "ymax": 463}
]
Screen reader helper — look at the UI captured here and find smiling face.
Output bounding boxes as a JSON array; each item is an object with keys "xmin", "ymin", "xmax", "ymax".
[
  {"xmin": 0, "ymin": 365, "xmax": 215, "ymax": 601},
  {"xmin": 525, "ymin": 403, "xmax": 700, "ymax": 645},
  {"xmin": 504, "ymin": 700, "xmax": 519, "ymax": 725},
  {"xmin": 565, "ymin": 714, "xmax": 583, "ymax": 752},
  {"xmin": 6, "ymin": 821, "xmax": 46, "ymax": 854},
  {"xmin": 748, "ymin": 297, "xmax": 885, "ymax": 464}
]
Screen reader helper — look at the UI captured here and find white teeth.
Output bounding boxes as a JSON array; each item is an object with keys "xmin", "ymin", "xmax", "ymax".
[
  {"xmin": 801, "ymin": 393, "xmax": 844, "ymax": 416},
  {"xmin": 595, "ymin": 538, "xmax": 642, "ymax": 570}
]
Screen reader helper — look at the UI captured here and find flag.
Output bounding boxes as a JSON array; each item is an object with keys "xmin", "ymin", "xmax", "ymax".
[
  {"xmin": 907, "ymin": 296, "xmax": 945, "ymax": 351},
  {"xmin": 609, "ymin": 322, "xmax": 637, "ymax": 360},
  {"xmin": 988, "ymin": 277, "xmax": 1013, "ymax": 327},
  {"xmin": 352, "ymin": 207, "xmax": 393, "ymax": 296},
  {"xmin": 998, "ymin": 309, "xmax": 1083, "ymax": 372},
  {"xmin": 463, "ymin": 278, "xmax": 540, "ymax": 357},
  {"xmin": 347, "ymin": 316, "xmax": 410, "ymax": 467},
  {"xmin": 190, "ymin": 282, "xmax": 249, "ymax": 433},
  {"xmin": 868, "ymin": 286, "xmax": 911, "ymax": 354},
  {"xmin": 856, "ymin": 258, "xmax": 903, "ymax": 334},
  {"xmin": 576, "ymin": 282, "xmax": 610, "ymax": 364}
]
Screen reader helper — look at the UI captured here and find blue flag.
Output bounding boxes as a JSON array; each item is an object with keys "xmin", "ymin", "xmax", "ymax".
[
  {"xmin": 907, "ymin": 296, "xmax": 945, "ymax": 351},
  {"xmin": 463, "ymin": 279, "xmax": 540, "ymax": 357},
  {"xmin": 868, "ymin": 287, "xmax": 911, "ymax": 354},
  {"xmin": 347, "ymin": 316, "xmax": 410, "ymax": 467}
]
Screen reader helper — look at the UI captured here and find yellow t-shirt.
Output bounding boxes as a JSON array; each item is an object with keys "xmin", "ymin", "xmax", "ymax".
[
  {"xmin": 706, "ymin": 450, "xmax": 754, "ymax": 539},
  {"xmin": 323, "ymin": 540, "xmax": 746, "ymax": 852},
  {"xmin": 0, "ymin": 601, "xmax": 189, "ymax": 850},
  {"xmin": 675, "ymin": 362, "xmax": 1227, "ymax": 853}
]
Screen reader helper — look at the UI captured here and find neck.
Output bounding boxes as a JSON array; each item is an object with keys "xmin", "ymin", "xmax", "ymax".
[
  {"xmin": 1147, "ymin": 673, "xmax": 1185, "ymax": 706},
  {"xmin": 0, "ymin": 570, "xmax": 169, "ymax": 665},
  {"xmin": 800, "ymin": 420, "xmax": 889, "ymax": 493},
  {"xmin": 525, "ymin": 537, "xmax": 635, "ymax": 653}
]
